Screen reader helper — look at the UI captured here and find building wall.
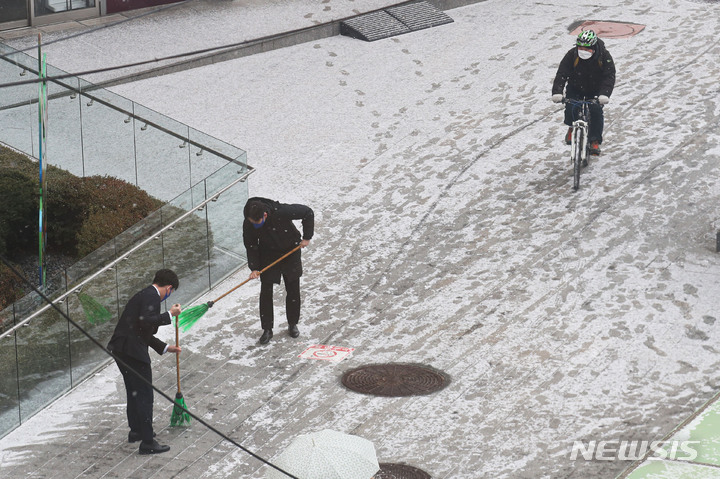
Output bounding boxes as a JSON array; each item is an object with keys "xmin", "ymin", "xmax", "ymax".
[
  {"xmin": 106, "ymin": 0, "xmax": 183, "ymax": 14},
  {"xmin": 0, "ymin": 0, "xmax": 186, "ymax": 30}
]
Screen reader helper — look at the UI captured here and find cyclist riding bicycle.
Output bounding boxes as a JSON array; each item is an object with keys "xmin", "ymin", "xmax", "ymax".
[{"xmin": 551, "ymin": 30, "xmax": 616, "ymax": 155}]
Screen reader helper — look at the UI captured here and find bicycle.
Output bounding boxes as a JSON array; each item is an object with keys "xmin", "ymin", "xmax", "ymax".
[{"xmin": 562, "ymin": 97, "xmax": 599, "ymax": 191}]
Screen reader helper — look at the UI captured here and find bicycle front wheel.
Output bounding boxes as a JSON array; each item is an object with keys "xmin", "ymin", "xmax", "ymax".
[{"xmin": 573, "ymin": 128, "xmax": 583, "ymax": 190}]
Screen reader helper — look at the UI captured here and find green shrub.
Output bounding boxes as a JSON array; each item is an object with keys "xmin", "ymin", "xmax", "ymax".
[
  {"xmin": 76, "ymin": 176, "xmax": 162, "ymax": 257},
  {"xmin": 0, "ymin": 261, "xmax": 23, "ymax": 312},
  {"xmin": 47, "ymin": 174, "xmax": 88, "ymax": 255},
  {"xmin": 0, "ymin": 170, "xmax": 37, "ymax": 256},
  {"xmin": 0, "ymin": 146, "xmax": 163, "ymax": 308}
]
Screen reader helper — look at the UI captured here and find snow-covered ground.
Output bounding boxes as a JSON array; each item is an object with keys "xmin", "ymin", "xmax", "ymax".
[{"xmin": 2, "ymin": 0, "xmax": 720, "ymax": 477}]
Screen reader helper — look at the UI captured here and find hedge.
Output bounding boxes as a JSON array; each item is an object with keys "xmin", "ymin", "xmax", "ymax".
[{"xmin": 0, "ymin": 146, "xmax": 163, "ymax": 309}]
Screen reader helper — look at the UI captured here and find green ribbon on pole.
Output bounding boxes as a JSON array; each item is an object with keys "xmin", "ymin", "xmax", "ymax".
[{"xmin": 37, "ymin": 35, "xmax": 47, "ymax": 289}]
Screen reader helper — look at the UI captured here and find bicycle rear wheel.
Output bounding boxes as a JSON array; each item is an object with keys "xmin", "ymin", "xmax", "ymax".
[{"xmin": 573, "ymin": 127, "xmax": 583, "ymax": 190}]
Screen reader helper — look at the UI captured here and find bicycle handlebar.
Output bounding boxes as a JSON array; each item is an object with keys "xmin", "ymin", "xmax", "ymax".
[{"xmin": 561, "ymin": 97, "xmax": 600, "ymax": 105}]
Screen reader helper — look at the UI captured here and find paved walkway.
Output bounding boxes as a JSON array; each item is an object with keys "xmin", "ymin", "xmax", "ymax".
[{"xmin": 2, "ymin": 0, "xmax": 720, "ymax": 478}]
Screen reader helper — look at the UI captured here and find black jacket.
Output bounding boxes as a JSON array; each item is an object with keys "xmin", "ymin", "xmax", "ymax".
[
  {"xmin": 552, "ymin": 38, "xmax": 616, "ymax": 98},
  {"xmin": 243, "ymin": 197, "xmax": 314, "ymax": 283},
  {"xmin": 107, "ymin": 285, "xmax": 171, "ymax": 364}
]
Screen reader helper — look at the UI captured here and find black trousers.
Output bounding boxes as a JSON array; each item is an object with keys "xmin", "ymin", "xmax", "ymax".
[
  {"xmin": 563, "ymin": 88, "xmax": 605, "ymax": 143},
  {"xmin": 114, "ymin": 352, "xmax": 154, "ymax": 442},
  {"xmin": 259, "ymin": 276, "xmax": 300, "ymax": 330}
]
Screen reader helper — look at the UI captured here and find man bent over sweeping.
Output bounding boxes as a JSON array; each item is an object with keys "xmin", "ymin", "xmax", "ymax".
[
  {"xmin": 243, "ymin": 197, "xmax": 314, "ymax": 344},
  {"xmin": 107, "ymin": 269, "xmax": 181, "ymax": 454}
]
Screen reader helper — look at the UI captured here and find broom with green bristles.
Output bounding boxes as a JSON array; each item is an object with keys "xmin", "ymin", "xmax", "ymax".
[
  {"xmin": 78, "ymin": 291, "xmax": 112, "ymax": 325},
  {"xmin": 177, "ymin": 245, "xmax": 302, "ymax": 332},
  {"xmin": 66, "ymin": 270, "xmax": 113, "ymax": 325},
  {"xmin": 170, "ymin": 314, "xmax": 191, "ymax": 427}
]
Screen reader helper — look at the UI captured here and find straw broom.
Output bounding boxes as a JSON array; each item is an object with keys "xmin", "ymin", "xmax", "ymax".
[
  {"xmin": 170, "ymin": 315, "xmax": 191, "ymax": 427},
  {"xmin": 177, "ymin": 245, "xmax": 301, "ymax": 332}
]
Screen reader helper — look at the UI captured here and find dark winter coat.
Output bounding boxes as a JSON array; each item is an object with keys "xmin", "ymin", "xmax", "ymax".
[
  {"xmin": 107, "ymin": 285, "xmax": 170, "ymax": 364},
  {"xmin": 242, "ymin": 197, "xmax": 314, "ymax": 284},
  {"xmin": 552, "ymin": 38, "xmax": 616, "ymax": 99}
]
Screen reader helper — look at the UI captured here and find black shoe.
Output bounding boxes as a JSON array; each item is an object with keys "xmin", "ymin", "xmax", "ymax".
[
  {"xmin": 259, "ymin": 329, "xmax": 273, "ymax": 344},
  {"xmin": 139, "ymin": 440, "xmax": 170, "ymax": 455},
  {"xmin": 128, "ymin": 431, "xmax": 156, "ymax": 443},
  {"xmin": 288, "ymin": 324, "xmax": 299, "ymax": 338}
]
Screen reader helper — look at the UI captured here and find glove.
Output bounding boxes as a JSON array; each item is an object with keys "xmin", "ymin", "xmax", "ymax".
[
  {"xmin": 552, "ymin": 94, "xmax": 563, "ymax": 103},
  {"xmin": 598, "ymin": 95, "xmax": 609, "ymax": 105}
]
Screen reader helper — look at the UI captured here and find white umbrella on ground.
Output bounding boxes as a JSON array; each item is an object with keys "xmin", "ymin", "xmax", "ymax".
[{"xmin": 266, "ymin": 429, "xmax": 380, "ymax": 479}]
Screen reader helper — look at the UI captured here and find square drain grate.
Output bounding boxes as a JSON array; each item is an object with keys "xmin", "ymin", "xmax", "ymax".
[
  {"xmin": 341, "ymin": 1, "xmax": 453, "ymax": 42},
  {"xmin": 387, "ymin": 1, "xmax": 454, "ymax": 31},
  {"xmin": 340, "ymin": 10, "xmax": 411, "ymax": 42}
]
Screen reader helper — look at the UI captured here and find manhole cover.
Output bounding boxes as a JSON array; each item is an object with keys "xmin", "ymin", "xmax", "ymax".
[
  {"xmin": 341, "ymin": 363, "xmax": 449, "ymax": 397},
  {"xmin": 376, "ymin": 463, "xmax": 432, "ymax": 478},
  {"xmin": 569, "ymin": 20, "xmax": 645, "ymax": 39}
]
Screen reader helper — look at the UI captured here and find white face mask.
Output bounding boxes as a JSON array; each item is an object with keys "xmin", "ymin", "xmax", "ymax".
[{"xmin": 578, "ymin": 49, "xmax": 593, "ymax": 60}]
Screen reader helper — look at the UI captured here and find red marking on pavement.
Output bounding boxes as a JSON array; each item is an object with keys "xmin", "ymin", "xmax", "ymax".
[
  {"xmin": 298, "ymin": 344, "xmax": 355, "ymax": 362},
  {"xmin": 571, "ymin": 21, "xmax": 645, "ymax": 39}
]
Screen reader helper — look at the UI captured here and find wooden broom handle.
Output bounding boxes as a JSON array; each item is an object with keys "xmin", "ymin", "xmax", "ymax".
[
  {"xmin": 175, "ymin": 315, "xmax": 181, "ymax": 394},
  {"xmin": 212, "ymin": 245, "xmax": 302, "ymax": 304}
]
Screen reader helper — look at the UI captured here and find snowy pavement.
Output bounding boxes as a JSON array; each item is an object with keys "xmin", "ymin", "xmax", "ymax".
[{"xmin": 2, "ymin": 0, "xmax": 720, "ymax": 478}]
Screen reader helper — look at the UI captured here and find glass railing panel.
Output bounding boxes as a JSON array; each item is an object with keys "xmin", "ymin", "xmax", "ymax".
[
  {"xmin": 131, "ymin": 102, "xmax": 188, "ymax": 139},
  {"xmin": 205, "ymin": 163, "xmax": 248, "ymax": 288},
  {"xmin": 14, "ymin": 286, "xmax": 71, "ymax": 424},
  {"xmin": 161, "ymin": 184, "xmax": 211, "ymax": 309},
  {"xmin": 235, "ymin": 151, "xmax": 248, "ymax": 174},
  {"xmin": 78, "ymin": 79, "xmax": 136, "ymax": 184},
  {"xmin": 114, "ymin": 238, "xmax": 165, "ymax": 317},
  {"xmin": 64, "ymin": 239, "xmax": 117, "ymax": 287},
  {"xmin": 0, "ymin": 48, "xmax": 36, "ymax": 155},
  {"xmin": 112, "ymin": 207, "xmax": 164, "ymax": 260},
  {"xmin": 0, "ymin": 306, "xmax": 20, "ymax": 437},
  {"xmin": 0, "ymin": 303, "xmax": 14, "ymax": 335},
  {"xmin": 79, "ymin": 80, "xmax": 133, "ymax": 112},
  {"xmin": 160, "ymin": 182, "xmax": 193, "ymax": 226},
  {"xmin": 188, "ymin": 127, "xmax": 244, "ymax": 185},
  {"xmin": 133, "ymin": 103, "xmax": 192, "ymax": 202},
  {"xmin": 0, "ymin": 44, "xmax": 38, "ymax": 102},
  {"xmin": 67, "ymin": 266, "xmax": 118, "ymax": 385},
  {"xmin": 188, "ymin": 127, "xmax": 245, "ymax": 162},
  {"xmin": 45, "ymin": 74, "xmax": 83, "ymax": 176}
]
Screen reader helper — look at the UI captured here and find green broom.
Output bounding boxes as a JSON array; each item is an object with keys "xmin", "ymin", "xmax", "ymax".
[
  {"xmin": 178, "ymin": 245, "xmax": 302, "ymax": 332},
  {"xmin": 170, "ymin": 315, "xmax": 191, "ymax": 427},
  {"xmin": 78, "ymin": 291, "xmax": 112, "ymax": 325}
]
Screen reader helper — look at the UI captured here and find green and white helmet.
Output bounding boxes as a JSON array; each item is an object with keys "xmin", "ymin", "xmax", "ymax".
[{"xmin": 576, "ymin": 30, "xmax": 598, "ymax": 47}]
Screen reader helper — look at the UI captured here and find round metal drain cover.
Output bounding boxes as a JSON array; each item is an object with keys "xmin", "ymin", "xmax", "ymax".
[
  {"xmin": 375, "ymin": 463, "xmax": 432, "ymax": 478},
  {"xmin": 341, "ymin": 363, "xmax": 449, "ymax": 397}
]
